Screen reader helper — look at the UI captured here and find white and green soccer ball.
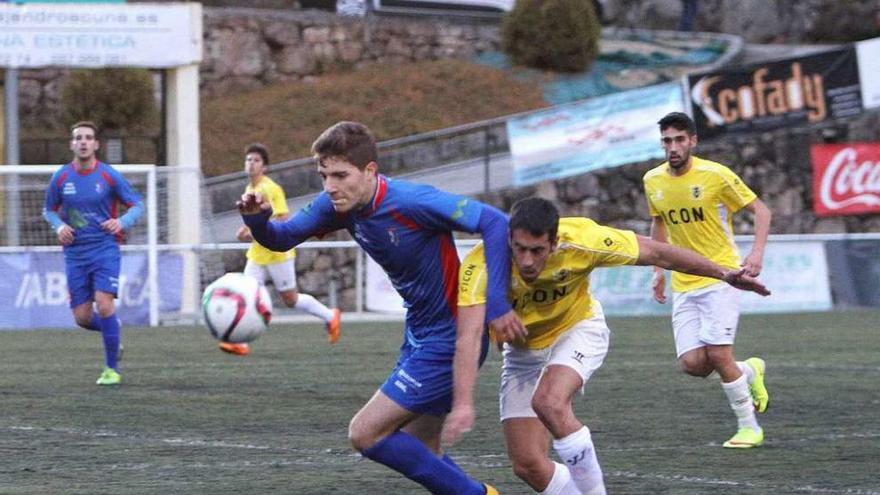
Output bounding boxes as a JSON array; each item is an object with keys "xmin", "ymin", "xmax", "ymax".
[{"xmin": 202, "ymin": 273, "xmax": 273, "ymax": 344}]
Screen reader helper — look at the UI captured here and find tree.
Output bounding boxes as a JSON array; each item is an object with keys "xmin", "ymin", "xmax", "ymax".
[{"xmin": 501, "ymin": 0, "xmax": 601, "ymax": 73}]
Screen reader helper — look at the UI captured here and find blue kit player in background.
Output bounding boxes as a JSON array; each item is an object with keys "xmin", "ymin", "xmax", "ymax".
[
  {"xmin": 43, "ymin": 121, "xmax": 144, "ymax": 386},
  {"xmin": 238, "ymin": 121, "xmax": 526, "ymax": 494}
]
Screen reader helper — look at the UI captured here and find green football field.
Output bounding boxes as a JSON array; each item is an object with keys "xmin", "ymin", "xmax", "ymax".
[{"xmin": 1, "ymin": 310, "xmax": 878, "ymax": 494}]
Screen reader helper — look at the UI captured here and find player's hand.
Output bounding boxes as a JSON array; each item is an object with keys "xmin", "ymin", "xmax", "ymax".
[
  {"xmin": 236, "ymin": 225, "xmax": 253, "ymax": 242},
  {"xmin": 741, "ymin": 251, "xmax": 764, "ymax": 277},
  {"xmin": 489, "ymin": 310, "xmax": 527, "ymax": 343},
  {"xmin": 237, "ymin": 192, "xmax": 272, "ymax": 216},
  {"xmin": 651, "ymin": 270, "xmax": 667, "ymax": 304},
  {"xmin": 101, "ymin": 218, "xmax": 123, "ymax": 235},
  {"xmin": 57, "ymin": 225, "xmax": 75, "ymax": 246},
  {"xmin": 722, "ymin": 268, "xmax": 771, "ymax": 296},
  {"xmin": 441, "ymin": 404, "xmax": 476, "ymax": 448}
]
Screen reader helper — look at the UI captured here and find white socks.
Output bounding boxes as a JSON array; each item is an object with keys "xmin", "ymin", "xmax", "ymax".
[
  {"xmin": 294, "ymin": 293, "xmax": 334, "ymax": 321},
  {"xmin": 737, "ymin": 360, "xmax": 756, "ymax": 383},
  {"xmin": 553, "ymin": 426, "xmax": 606, "ymax": 495},
  {"xmin": 721, "ymin": 374, "xmax": 760, "ymax": 430},
  {"xmin": 539, "ymin": 462, "xmax": 580, "ymax": 495}
]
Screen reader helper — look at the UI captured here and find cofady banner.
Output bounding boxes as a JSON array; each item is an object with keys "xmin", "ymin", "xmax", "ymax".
[{"xmin": 687, "ymin": 47, "xmax": 862, "ymax": 138}]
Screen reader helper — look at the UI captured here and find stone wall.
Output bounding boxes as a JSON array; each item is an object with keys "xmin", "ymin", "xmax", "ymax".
[
  {"xmin": 606, "ymin": 0, "xmax": 880, "ymax": 44},
  {"xmin": 200, "ymin": 8, "xmax": 502, "ymax": 96}
]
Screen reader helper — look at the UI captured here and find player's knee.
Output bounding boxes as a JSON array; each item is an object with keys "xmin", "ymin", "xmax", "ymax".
[
  {"xmin": 347, "ymin": 419, "xmax": 374, "ymax": 453},
  {"xmin": 679, "ymin": 357, "xmax": 712, "ymax": 377},
  {"xmin": 281, "ymin": 291, "xmax": 298, "ymax": 308},
  {"xmin": 531, "ymin": 391, "xmax": 568, "ymax": 426},
  {"xmin": 704, "ymin": 346, "xmax": 734, "ymax": 368},
  {"xmin": 74, "ymin": 314, "xmax": 93, "ymax": 329}
]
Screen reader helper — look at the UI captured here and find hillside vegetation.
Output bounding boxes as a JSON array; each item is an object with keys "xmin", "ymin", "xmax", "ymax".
[{"xmin": 200, "ymin": 59, "xmax": 548, "ymax": 176}]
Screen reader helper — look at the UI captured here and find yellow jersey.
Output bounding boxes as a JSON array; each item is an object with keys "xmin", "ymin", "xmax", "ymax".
[
  {"xmin": 458, "ymin": 217, "xmax": 639, "ymax": 350},
  {"xmin": 245, "ymin": 176, "xmax": 296, "ymax": 265},
  {"xmin": 643, "ymin": 156, "xmax": 756, "ymax": 293}
]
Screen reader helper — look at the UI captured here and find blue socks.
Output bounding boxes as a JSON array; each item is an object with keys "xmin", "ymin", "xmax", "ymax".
[
  {"xmin": 84, "ymin": 311, "xmax": 102, "ymax": 332},
  {"xmin": 362, "ymin": 431, "xmax": 485, "ymax": 495},
  {"xmin": 99, "ymin": 314, "xmax": 121, "ymax": 370}
]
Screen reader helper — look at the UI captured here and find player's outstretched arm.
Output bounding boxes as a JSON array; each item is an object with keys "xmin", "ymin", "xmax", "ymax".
[
  {"xmin": 240, "ymin": 192, "xmax": 342, "ymax": 252},
  {"xmin": 635, "ymin": 235, "xmax": 770, "ymax": 296},
  {"xmin": 443, "ymin": 303, "xmax": 486, "ymax": 448}
]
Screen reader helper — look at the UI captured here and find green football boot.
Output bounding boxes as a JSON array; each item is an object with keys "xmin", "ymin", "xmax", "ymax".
[
  {"xmin": 746, "ymin": 357, "xmax": 769, "ymax": 413},
  {"xmin": 96, "ymin": 367, "xmax": 122, "ymax": 386},
  {"xmin": 723, "ymin": 427, "xmax": 764, "ymax": 449}
]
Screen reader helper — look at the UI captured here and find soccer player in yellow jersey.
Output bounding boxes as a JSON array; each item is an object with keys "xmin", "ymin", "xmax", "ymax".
[
  {"xmin": 442, "ymin": 197, "xmax": 769, "ymax": 495},
  {"xmin": 643, "ymin": 112, "xmax": 773, "ymax": 448},
  {"xmin": 219, "ymin": 144, "xmax": 341, "ymax": 356}
]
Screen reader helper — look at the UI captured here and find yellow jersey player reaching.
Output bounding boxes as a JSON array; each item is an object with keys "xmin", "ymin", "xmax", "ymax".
[
  {"xmin": 643, "ymin": 112, "xmax": 773, "ymax": 448},
  {"xmin": 442, "ymin": 197, "xmax": 770, "ymax": 495},
  {"xmin": 220, "ymin": 143, "xmax": 341, "ymax": 356}
]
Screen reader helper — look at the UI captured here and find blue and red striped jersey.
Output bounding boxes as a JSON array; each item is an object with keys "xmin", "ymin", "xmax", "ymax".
[
  {"xmin": 245, "ymin": 175, "xmax": 511, "ymax": 347},
  {"xmin": 43, "ymin": 161, "xmax": 143, "ymax": 259}
]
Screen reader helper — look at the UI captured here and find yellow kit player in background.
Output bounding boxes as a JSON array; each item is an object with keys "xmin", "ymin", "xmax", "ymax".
[
  {"xmin": 643, "ymin": 112, "xmax": 773, "ymax": 448},
  {"xmin": 442, "ymin": 197, "xmax": 770, "ymax": 495},
  {"xmin": 220, "ymin": 143, "xmax": 341, "ymax": 356}
]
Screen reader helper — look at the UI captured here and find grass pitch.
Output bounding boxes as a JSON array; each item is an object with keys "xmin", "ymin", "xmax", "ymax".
[{"xmin": 1, "ymin": 310, "xmax": 879, "ymax": 494}]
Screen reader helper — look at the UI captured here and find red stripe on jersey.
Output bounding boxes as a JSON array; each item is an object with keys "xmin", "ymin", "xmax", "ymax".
[
  {"xmin": 371, "ymin": 175, "xmax": 388, "ymax": 212},
  {"xmin": 438, "ymin": 232, "xmax": 460, "ymax": 318},
  {"xmin": 390, "ymin": 209, "xmax": 420, "ymax": 231},
  {"xmin": 111, "ymin": 200, "xmax": 124, "ymax": 243},
  {"xmin": 100, "ymin": 169, "xmax": 115, "ymax": 187},
  {"xmin": 56, "ymin": 170, "xmax": 69, "ymax": 189}
]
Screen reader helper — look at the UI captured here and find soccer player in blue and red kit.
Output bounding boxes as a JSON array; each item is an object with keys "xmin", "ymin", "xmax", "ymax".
[
  {"xmin": 43, "ymin": 121, "xmax": 144, "ymax": 386},
  {"xmin": 238, "ymin": 121, "xmax": 526, "ymax": 494}
]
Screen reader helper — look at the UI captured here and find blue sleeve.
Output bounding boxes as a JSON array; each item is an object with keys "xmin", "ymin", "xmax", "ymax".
[
  {"xmin": 111, "ymin": 169, "xmax": 144, "ymax": 231},
  {"xmin": 43, "ymin": 170, "xmax": 65, "ymax": 231},
  {"xmin": 475, "ymin": 205, "xmax": 513, "ymax": 322},
  {"xmin": 243, "ymin": 193, "xmax": 344, "ymax": 251},
  {"xmin": 404, "ymin": 185, "xmax": 482, "ymax": 233}
]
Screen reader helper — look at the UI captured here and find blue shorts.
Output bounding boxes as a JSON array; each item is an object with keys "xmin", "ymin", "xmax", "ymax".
[
  {"xmin": 381, "ymin": 334, "xmax": 489, "ymax": 417},
  {"xmin": 65, "ymin": 251, "xmax": 120, "ymax": 308}
]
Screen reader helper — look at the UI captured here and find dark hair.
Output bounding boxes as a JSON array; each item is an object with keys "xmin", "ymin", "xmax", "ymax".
[
  {"xmin": 70, "ymin": 120, "xmax": 99, "ymax": 138},
  {"xmin": 311, "ymin": 121, "xmax": 378, "ymax": 170},
  {"xmin": 657, "ymin": 112, "xmax": 696, "ymax": 135},
  {"xmin": 245, "ymin": 143, "xmax": 269, "ymax": 166},
  {"xmin": 509, "ymin": 197, "xmax": 560, "ymax": 241}
]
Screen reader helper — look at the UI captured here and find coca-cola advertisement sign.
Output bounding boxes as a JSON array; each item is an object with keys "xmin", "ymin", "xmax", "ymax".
[{"xmin": 811, "ymin": 143, "xmax": 880, "ymax": 217}]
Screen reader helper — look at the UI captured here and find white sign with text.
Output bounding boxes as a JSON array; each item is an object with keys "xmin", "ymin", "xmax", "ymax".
[{"xmin": 0, "ymin": 3, "xmax": 201, "ymax": 68}]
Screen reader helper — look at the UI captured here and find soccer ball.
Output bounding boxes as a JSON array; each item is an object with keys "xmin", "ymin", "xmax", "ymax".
[{"xmin": 202, "ymin": 273, "xmax": 273, "ymax": 343}]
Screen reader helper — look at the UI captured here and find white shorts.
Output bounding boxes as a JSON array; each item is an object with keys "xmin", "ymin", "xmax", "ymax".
[
  {"xmin": 499, "ymin": 304, "xmax": 610, "ymax": 421},
  {"xmin": 671, "ymin": 282, "xmax": 740, "ymax": 357},
  {"xmin": 244, "ymin": 259, "xmax": 298, "ymax": 292}
]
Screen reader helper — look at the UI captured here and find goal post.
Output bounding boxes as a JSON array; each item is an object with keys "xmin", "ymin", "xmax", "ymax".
[{"xmin": 0, "ymin": 164, "xmax": 160, "ymax": 327}]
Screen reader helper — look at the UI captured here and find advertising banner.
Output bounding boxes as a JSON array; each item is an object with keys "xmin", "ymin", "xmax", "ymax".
[
  {"xmin": 508, "ymin": 82, "xmax": 684, "ymax": 186},
  {"xmin": 366, "ymin": 240, "xmax": 832, "ymax": 317},
  {"xmin": 811, "ymin": 143, "xmax": 880, "ymax": 217},
  {"xmin": 0, "ymin": 252, "xmax": 183, "ymax": 329},
  {"xmin": 0, "ymin": 3, "xmax": 201, "ymax": 68},
  {"xmin": 857, "ymin": 37, "xmax": 880, "ymax": 110},
  {"xmin": 590, "ymin": 242, "xmax": 832, "ymax": 316},
  {"xmin": 592, "ymin": 240, "xmax": 832, "ymax": 315},
  {"xmin": 687, "ymin": 47, "xmax": 861, "ymax": 138}
]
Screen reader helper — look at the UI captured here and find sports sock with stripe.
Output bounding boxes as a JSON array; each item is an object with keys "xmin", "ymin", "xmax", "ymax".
[
  {"xmin": 722, "ymin": 374, "xmax": 759, "ymax": 430},
  {"xmin": 553, "ymin": 426, "xmax": 606, "ymax": 495}
]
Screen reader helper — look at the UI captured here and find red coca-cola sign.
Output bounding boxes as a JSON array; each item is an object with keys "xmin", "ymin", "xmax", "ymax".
[{"xmin": 811, "ymin": 143, "xmax": 880, "ymax": 217}]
